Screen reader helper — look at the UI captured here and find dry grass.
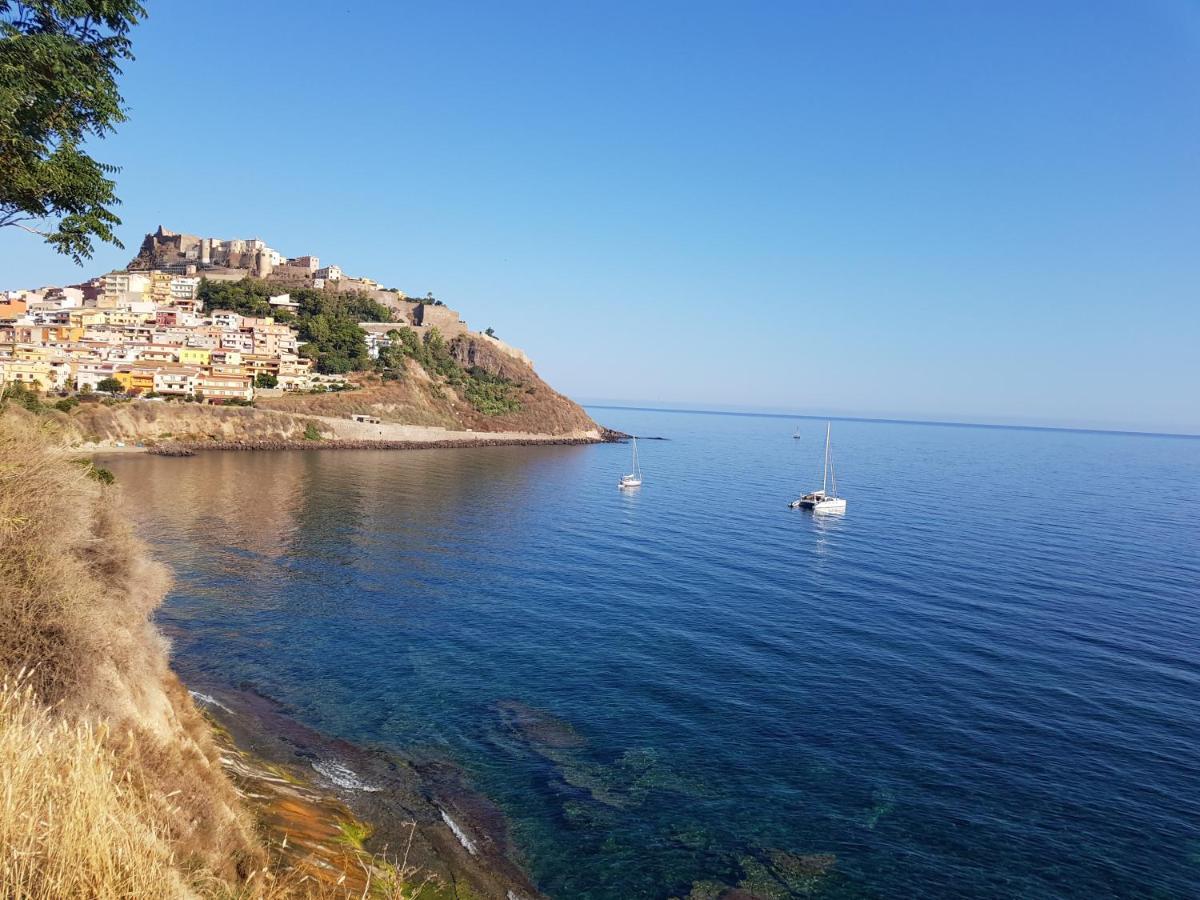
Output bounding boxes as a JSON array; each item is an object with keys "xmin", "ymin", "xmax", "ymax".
[
  {"xmin": 0, "ymin": 410, "xmax": 430, "ymax": 898},
  {"xmin": 0, "ymin": 675, "xmax": 428, "ymax": 899},
  {"xmin": 0, "ymin": 675, "xmax": 190, "ymax": 898}
]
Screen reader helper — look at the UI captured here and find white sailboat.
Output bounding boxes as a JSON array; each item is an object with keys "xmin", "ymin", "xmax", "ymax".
[
  {"xmin": 618, "ymin": 437, "xmax": 643, "ymax": 489},
  {"xmin": 792, "ymin": 424, "xmax": 802, "ymax": 439},
  {"xmin": 790, "ymin": 422, "xmax": 846, "ymax": 513}
]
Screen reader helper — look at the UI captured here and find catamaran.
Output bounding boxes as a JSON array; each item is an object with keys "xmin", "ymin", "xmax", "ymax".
[
  {"xmin": 790, "ymin": 422, "xmax": 846, "ymax": 513},
  {"xmin": 618, "ymin": 437, "xmax": 643, "ymax": 489}
]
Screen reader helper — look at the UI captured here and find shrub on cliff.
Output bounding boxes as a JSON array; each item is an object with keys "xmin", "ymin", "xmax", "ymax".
[
  {"xmin": 0, "ymin": 382, "xmax": 44, "ymax": 412},
  {"xmin": 463, "ymin": 367, "xmax": 522, "ymax": 415}
]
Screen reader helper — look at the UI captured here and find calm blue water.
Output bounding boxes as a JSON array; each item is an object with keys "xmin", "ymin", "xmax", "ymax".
[{"xmin": 107, "ymin": 409, "xmax": 1200, "ymax": 898}]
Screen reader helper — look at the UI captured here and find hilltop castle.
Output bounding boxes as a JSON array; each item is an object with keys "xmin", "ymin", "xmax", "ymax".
[{"xmin": 129, "ymin": 226, "xmax": 353, "ymax": 290}]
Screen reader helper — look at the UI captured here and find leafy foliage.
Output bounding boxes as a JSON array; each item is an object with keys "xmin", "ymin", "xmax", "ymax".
[
  {"xmin": 197, "ymin": 277, "xmax": 392, "ymax": 374},
  {"xmin": 72, "ymin": 457, "xmax": 114, "ymax": 483},
  {"xmin": 0, "ymin": 381, "xmax": 44, "ymax": 411},
  {"xmin": 463, "ymin": 366, "xmax": 522, "ymax": 415},
  {"xmin": 377, "ymin": 326, "xmax": 523, "ymax": 415},
  {"xmin": 0, "ymin": 1, "xmax": 146, "ymax": 262},
  {"xmin": 95, "ymin": 376, "xmax": 123, "ymax": 394}
]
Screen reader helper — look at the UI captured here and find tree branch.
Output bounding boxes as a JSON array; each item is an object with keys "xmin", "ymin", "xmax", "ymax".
[{"xmin": 5, "ymin": 221, "xmax": 51, "ymax": 238}]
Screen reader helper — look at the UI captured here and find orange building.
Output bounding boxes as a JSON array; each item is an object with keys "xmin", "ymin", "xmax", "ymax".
[{"xmin": 0, "ymin": 298, "xmax": 28, "ymax": 319}]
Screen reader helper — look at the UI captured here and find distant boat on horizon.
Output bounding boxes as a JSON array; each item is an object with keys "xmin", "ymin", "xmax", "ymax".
[
  {"xmin": 790, "ymin": 422, "xmax": 846, "ymax": 513},
  {"xmin": 793, "ymin": 424, "xmax": 802, "ymax": 438},
  {"xmin": 618, "ymin": 437, "xmax": 643, "ymax": 489}
]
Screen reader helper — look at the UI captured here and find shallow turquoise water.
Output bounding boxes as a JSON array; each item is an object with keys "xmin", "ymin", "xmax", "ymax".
[{"xmin": 108, "ymin": 409, "xmax": 1200, "ymax": 898}]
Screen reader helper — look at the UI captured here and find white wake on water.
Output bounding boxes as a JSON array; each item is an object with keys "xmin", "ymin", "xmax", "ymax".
[
  {"xmin": 311, "ymin": 758, "xmax": 381, "ymax": 793},
  {"xmin": 188, "ymin": 690, "xmax": 233, "ymax": 713},
  {"xmin": 440, "ymin": 809, "xmax": 479, "ymax": 855}
]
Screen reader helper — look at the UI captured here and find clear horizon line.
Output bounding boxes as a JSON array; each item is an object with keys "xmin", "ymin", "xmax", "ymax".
[{"xmin": 581, "ymin": 403, "xmax": 1200, "ymax": 440}]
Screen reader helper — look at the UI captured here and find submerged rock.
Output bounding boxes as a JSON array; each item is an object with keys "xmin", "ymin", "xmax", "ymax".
[
  {"xmin": 738, "ymin": 855, "xmax": 791, "ymax": 899},
  {"xmin": 496, "ymin": 699, "xmax": 587, "ymax": 749},
  {"xmin": 863, "ymin": 786, "xmax": 896, "ymax": 829},
  {"xmin": 680, "ymin": 880, "xmax": 728, "ymax": 900},
  {"xmin": 668, "ymin": 823, "xmax": 712, "ymax": 851},
  {"xmin": 767, "ymin": 850, "xmax": 837, "ymax": 894}
]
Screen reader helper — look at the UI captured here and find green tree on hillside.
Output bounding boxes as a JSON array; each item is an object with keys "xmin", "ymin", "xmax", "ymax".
[
  {"xmin": 95, "ymin": 376, "xmax": 123, "ymax": 394},
  {"xmin": 198, "ymin": 277, "xmax": 278, "ymax": 319},
  {"xmin": 0, "ymin": 1, "xmax": 146, "ymax": 263},
  {"xmin": 197, "ymin": 277, "xmax": 393, "ymax": 375}
]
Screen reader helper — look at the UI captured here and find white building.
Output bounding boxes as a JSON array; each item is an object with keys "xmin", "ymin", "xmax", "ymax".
[
  {"xmin": 169, "ymin": 276, "xmax": 200, "ymax": 303},
  {"xmin": 74, "ymin": 362, "xmax": 118, "ymax": 392},
  {"xmin": 268, "ymin": 293, "xmax": 299, "ymax": 311},
  {"xmin": 210, "ymin": 310, "xmax": 242, "ymax": 329},
  {"xmin": 153, "ymin": 366, "xmax": 200, "ymax": 396},
  {"xmin": 101, "ymin": 272, "xmax": 150, "ymax": 306}
]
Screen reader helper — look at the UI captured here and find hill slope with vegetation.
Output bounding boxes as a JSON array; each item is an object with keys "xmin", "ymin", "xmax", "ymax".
[{"xmin": 202, "ymin": 276, "xmax": 598, "ymax": 436}]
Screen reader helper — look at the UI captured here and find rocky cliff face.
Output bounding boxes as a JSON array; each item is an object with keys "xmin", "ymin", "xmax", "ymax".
[{"xmin": 448, "ymin": 334, "xmax": 598, "ymax": 434}]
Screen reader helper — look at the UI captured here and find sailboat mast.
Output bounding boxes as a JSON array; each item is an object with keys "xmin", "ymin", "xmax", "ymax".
[{"xmin": 822, "ymin": 422, "xmax": 830, "ymax": 494}]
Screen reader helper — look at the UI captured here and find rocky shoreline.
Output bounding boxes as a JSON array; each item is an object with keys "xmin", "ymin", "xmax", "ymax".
[
  {"xmin": 191, "ymin": 682, "xmax": 546, "ymax": 899},
  {"xmin": 147, "ymin": 434, "xmax": 618, "ymax": 455}
]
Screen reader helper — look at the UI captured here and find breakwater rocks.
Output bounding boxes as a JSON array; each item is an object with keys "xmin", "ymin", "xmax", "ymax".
[
  {"xmin": 149, "ymin": 446, "xmax": 196, "ymax": 456},
  {"xmin": 150, "ymin": 435, "xmax": 611, "ymax": 454}
]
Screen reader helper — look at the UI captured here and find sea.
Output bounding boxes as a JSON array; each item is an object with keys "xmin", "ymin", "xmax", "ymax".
[{"xmin": 105, "ymin": 406, "xmax": 1200, "ymax": 899}]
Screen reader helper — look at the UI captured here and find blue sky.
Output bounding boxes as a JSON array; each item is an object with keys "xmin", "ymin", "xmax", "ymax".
[{"xmin": 2, "ymin": 1, "xmax": 1198, "ymax": 432}]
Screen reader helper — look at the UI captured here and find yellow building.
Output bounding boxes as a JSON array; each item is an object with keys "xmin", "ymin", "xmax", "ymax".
[
  {"xmin": 242, "ymin": 354, "xmax": 279, "ymax": 377},
  {"xmin": 149, "ymin": 271, "xmax": 174, "ymax": 304},
  {"xmin": 68, "ymin": 309, "xmax": 106, "ymax": 327},
  {"xmin": 178, "ymin": 347, "xmax": 212, "ymax": 366},
  {"xmin": 0, "ymin": 360, "xmax": 58, "ymax": 392},
  {"xmin": 13, "ymin": 345, "xmax": 56, "ymax": 361},
  {"xmin": 113, "ymin": 367, "xmax": 156, "ymax": 394},
  {"xmin": 102, "ymin": 310, "xmax": 151, "ymax": 327}
]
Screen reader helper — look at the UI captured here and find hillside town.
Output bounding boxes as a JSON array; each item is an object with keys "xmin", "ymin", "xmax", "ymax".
[
  {"xmin": 0, "ymin": 268, "xmax": 324, "ymax": 401},
  {"xmin": 0, "ymin": 226, "xmax": 535, "ymax": 408}
]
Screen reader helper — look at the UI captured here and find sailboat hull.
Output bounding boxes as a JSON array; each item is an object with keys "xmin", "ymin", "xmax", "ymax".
[{"xmin": 790, "ymin": 496, "xmax": 845, "ymax": 512}]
